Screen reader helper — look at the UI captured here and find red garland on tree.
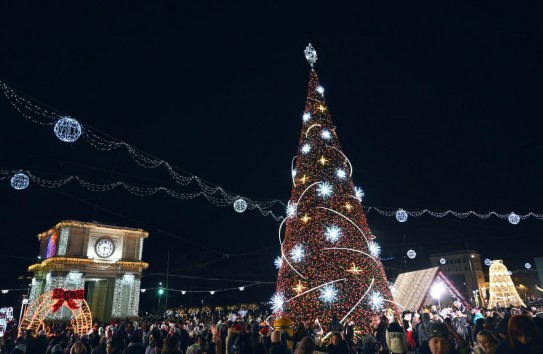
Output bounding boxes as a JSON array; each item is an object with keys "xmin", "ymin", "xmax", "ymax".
[
  {"xmin": 272, "ymin": 44, "xmax": 394, "ymax": 334},
  {"xmin": 52, "ymin": 288, "xmax": 85, "ymax": 313}
]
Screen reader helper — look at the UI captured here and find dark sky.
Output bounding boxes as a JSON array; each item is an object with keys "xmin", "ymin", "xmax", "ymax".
[{"xmin": 0, "ymin": 1, "xmax": 542, "ymax": 311}]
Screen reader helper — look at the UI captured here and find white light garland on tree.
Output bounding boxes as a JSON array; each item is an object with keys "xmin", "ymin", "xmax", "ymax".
[
  {"xmin": 10, "ymin": 173, "xmax": 29, "ymax": 190},
  {"xmin": 54, "ymin": 116, "xmax": 82, "ymax": 142}
]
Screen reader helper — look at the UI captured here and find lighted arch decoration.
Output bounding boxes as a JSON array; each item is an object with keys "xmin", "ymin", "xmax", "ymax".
[{"xmin": 18, "ymin": 289, "xmax": 92, "ymax": 337}]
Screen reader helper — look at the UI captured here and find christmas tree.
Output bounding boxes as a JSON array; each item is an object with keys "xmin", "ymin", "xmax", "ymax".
[
  {"xmin": 487, "ymin": 260, "xmax": 526, "ymax": 308},
  {"xmin": 272, "ymin": 44, "xmax": 393, "ymax": 334}
]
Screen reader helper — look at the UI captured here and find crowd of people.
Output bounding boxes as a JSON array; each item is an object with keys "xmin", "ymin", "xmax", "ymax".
[{"xmin": 1, "ymin": 301, "xmax": 543, "ymax": 354}]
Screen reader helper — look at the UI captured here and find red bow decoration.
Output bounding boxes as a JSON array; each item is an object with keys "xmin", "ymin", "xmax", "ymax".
[{"xmin": 52, "ymin": 288, "xmax": 85, "ymax": 313}]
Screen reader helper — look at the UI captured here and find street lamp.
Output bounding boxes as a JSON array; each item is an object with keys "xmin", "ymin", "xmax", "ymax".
[
  {"xmin": 157, "ymin": 282, "xmax": 164, "ymax": 314},
  {"xmin": 431, "ymin": 282, "xmax": 445, "ymax": 306}
]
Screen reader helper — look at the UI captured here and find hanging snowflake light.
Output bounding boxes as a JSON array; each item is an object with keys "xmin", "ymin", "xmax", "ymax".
[
  {"xmin": 324, "ymin": 225, "xmax": 342, "ymax": 243},
  {"xmin": 302, "ymin": 144, "xmax": 311, "ymax": 154},
  {"xmin": 274, "ymin": 256, "xmax": 283, "ymax": 269},
  {"xmin": 316, "ymin": 86, "xmax": 325, "ymax": 95},
  {"xmin": 182, "ymin": 291, "xmax": 187, "ymax": 295},
  {"xmin": 440, "ymin": 258, "xmax": 446, "ymax": 265},
  {"xmin": 270, "ymin": 292, "xmax": 285, "ymax": 312},
  {"xmin": 407, "ymin": 249, "xmax": 416, "ymax": 259},
  {"xmin": 304, "ymin": 43, "xmax": 318, "ymax": 67},
  {"xmin": 355, "ymin": 187, "xmax": 364, "ymax": 201},
  {"xmin": 484, "ymin": 259, "xmax": 491, "ymax": 266},
  {"xmin": 290, "ymin": 244, "xmax": 305, "ymax": 262},
  {"xmin": 319, "ymin": 284, "xmax": 338, "ymax": 303},
  {"xmin": 239, "ymin": 287, "xmax": 245, "ymax": 291},
  {"xmin": 11, "ymin": 173, "xmax": 30, "ymax": 190},
  {"xmin": 303, "ymin": 113, "xmax": 311, "ymax": 122},
  {"xmin": 233, "ymin": 199, "xmax": 247, "ymax": 213},
  {"xmin": 525, "ymin": 263, "xmax": 531, "ymax": 269},
  {"xmin": 286, "ymin": 203, "xmax": 297, "ymax": 217},
  {"xmin": 336, "ymin": 169, "xmax": 347, "ymax": 179},
  {"xmin": 368, "ymin": 241, "xmax": 381, "ymax": 258},
  {"xmin": 321, "ymin": 130, "xmax": 332, "ymax": 140},
  {"xmin": 508, "ymin": 212, "xmax": 520, "ymax": 225},
  {"xmin": 317, "ymin": 182, "xmax": 333, "ymax": 198},
  {"xmin": 54, "ymin": 116, "xmax": 82, "ymax": 143},
  {"xmin": 210, "ymin": 291, "xmax": 215, "ymax": 295},
  {"xmin": 396, "ymin": 209, "xmax": 408, "ymax": 223},
  {"xmin": 369, "ymin": 291, "xmax": 384, "ymax": 310}
]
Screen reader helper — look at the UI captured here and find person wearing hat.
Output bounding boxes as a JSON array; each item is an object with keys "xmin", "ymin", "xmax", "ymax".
[{"xmin": 423, "ymin": 323, "xmax": 457, "ymax": 354}]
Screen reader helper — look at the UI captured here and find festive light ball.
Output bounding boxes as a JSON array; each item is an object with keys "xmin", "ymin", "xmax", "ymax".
[
  {"xmin": 407, "ymin": 249, "xmax": 416, "ymax": 259},
  {"xmin": 508, "ymin": 212, "xmax": 520, "ymax": 225},
  {"xmin": 233, "ymin": 199, "xmax": 247, "ymax": 213},
  {"xmin": 440, "ymin": 258, "xmax": 446, "ymax": 265},
  {"xmin": 396, "ymin": 209, "xmax": 408, "ymax": 223},
  {"xmin": 485, "ymin": 259, "xmax": 491, "ymax": 266},
  {"xmin": 54, "ymin": 116, "xmax": 82, "ymax": 142},
  {"xmin": 525, "ymin": 263, "xmax": 531, "ymax": 269},
  {"xmin": 11, "ymin": 173, "xmax": 30, "ymax": 190}
]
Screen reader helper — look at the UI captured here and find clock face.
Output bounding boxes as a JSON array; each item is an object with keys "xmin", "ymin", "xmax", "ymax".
[{"xmin": 94, "ymin": 238, "xmax": 115, "ymax": 258}]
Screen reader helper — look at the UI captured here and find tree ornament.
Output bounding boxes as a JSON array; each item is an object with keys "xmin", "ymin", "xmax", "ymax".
[
  {"xmin": 317, "ymin": 182, "xmax": 333, "ymax": 198},
  {"xmin": 440, "ymin": 258, "xmax": 446, "ymax": 265},
  {"xmin": 304, "ymin": 43, "xmax": 317, "ymax": 67},
  {"xmin": 368, "ymin": 241, "xmax": 381, "ymax": 258},
  {"xmin": 290, "ymin": 244, "xmax": 305, "ymax": 262},
  {"xmin": 233, "ymin": 199, "xmax": 247, "ymax": 213},
  {"xmin": 302, "ymin": 144, "xmax": 311, "ymax": 154},
  {"xmin": 324, "ymin": 225, "xmax": 342, "ymax": 243},
  {"xmin": 369, "ymin": 291, "xmax": 384, "ymax": 310},
  {"xmin": 274, "ymin": 256, "xmax": 283, "ymax": 269},
  {"xmin": 396, "ymin": 209, "xmax": 408, "ymax": 222},
  {"xmin": 54, "ymin": 116, "xmax": 82, "ymax": 142},
  {"xmin": 319, "ymin": 284, "xmax": 338, "ymax": 303},
  {"xmin": 321, "ymin": 130, "xmax": 332, "ymax": 140},
  {"xmin": 286, "ymin": 203, "xmax": 297, "ymax": 217},
  {"xmin": 270, "ymin": 292, "xmax": 285, "ymax": 312},
  {"xmin": 303, "ymin": 112, "xmax": 311, "ymax": 122},
  {"xmin": 316, "ymin": 86, "xmax": 325, "ymax": 95},
  {"xmin": 11, "ymin": 173, "xmax": 30, "ymax": 190},
  {"xmin": 355, "ymin": 187, "xmax": 364, "ymax": 201},
  {"xmin": 508, "ymin": 212, "xmax": 520, "ymax": 225},
  {"xmin": 336, "ymin": 169, "xmax": 347, "ymax": 179},
  {"xmin": 407, "ymin": 249, "xmax": 416, "ymax": 259}
]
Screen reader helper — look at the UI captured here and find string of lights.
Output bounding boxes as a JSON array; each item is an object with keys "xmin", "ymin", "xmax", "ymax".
[
  {"xmin": 0, "ymin": 81, "xmax": 285, "ymax": 218},
  {"xmin": 140, "ymin": 282, "xmax": 270, "ymax": 295}
]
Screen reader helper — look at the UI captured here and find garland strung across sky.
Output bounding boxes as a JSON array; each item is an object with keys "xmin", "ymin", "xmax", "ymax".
[{"xmin": 0, "ymin": 68, "xmax": 540, "ymax": 224}]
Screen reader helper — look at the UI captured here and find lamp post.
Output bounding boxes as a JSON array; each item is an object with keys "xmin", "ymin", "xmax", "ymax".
[{"xmin": 468, "ymin": 254, "xmax": 478, "ymax": 305}]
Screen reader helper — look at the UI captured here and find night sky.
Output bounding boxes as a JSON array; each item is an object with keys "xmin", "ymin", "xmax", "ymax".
[{"xmin": 0, "ymin": 2, "xmax": 542, "ymax": 311}]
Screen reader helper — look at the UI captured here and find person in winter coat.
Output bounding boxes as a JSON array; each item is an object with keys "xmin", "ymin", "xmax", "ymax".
[
  {"xmin": 472, "ymin": 330, "xmax": 500, "ymax": 354},
  {"xmin": 417, "ymin": 313, "xmax": 433, "ymax": 353},
  {"xmin": 494, "ymin": 315, "xmax": 540, "ymax": 354},
  {"xmin": 386, "ymin": 318, "xmax": 408, "ymax": 354},
  {"xmin": 327, "ymin": 333, "xmax": 349, "ymax": 354}
]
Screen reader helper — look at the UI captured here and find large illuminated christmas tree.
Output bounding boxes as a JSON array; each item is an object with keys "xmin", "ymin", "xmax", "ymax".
[{"xmin": 272, "ymin": 45, "xmax": 393, "ymax": 334}]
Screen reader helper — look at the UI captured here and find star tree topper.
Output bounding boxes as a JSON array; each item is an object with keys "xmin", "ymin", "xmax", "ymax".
[{"xmin": 305, "ymin": 43, "xmax": 317, "ymax": 67}]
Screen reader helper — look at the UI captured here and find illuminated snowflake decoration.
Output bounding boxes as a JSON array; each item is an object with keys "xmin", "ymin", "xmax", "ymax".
[
  {"xmin": 182, "ymin": 291, "xmax": 187, "ymax": 295},
  {"xmin": 336, "ymin": 169, "xmax": 347, "ymax": 179},
  {"xmin": 286, "ymin": 203, "xmax": 297, "ymax": 217},
  {"xmin": 440, "ymin": 258, "xmax": 446, "ymax": 265},
  {"xmin": 316, "ymin": 86, "xmax": 325, "ymax": 95},
  {"xmin": 525, "ymin": 263, "xmax": 531, "ymax": 269},
  {"xmin": 303, "ymin": 112, "xmax": 311, "ymax": 122},
  {"xmin": 354, "ymin": 187, "xmax": 365, "ymax": 201},
  {"xmin": 396, "ymin": 208, "xmax": 408, "ymax": 223},
  {"xmin": 292, "ymin": 169, "xmax": 296, "ymax": 177},
  {"xmin": 407, "ymin": 249, "xmax": 417, "ymax": 259},
  {"xmin": 319, "ymin": 284, "xmax": 338, "ymax": 303},
  {"xmin": 290, "ymin": 244, "xmax": 305, "ymax": 263},
  {"xmin": 54, "ymin": 116, "xmax": 82, "ymax": 143},
  {"xmin": 370, "ymin": 291, "xmax": 385, "ymax": 310},
  {"xmin": 274, "ymin": 256, "xmax": 283, "ymax": 269},
  {"xmin": 302, "ymin": 144, "xmax": 311, "ymax": 154},
  {"xmin": 321, "ymin": 130, "xmax": 332, "ymax": 140},
  {"xmin": 233, "ymin": 199, "xmax": 247, "ymax": 213},
  {"xmin": 270, "ymin": 292, "xmax": 285, "ymax": 312},
  {"xmin": 210, "ymin": 291, "xmax": 215, "ymax": 295},
  {"xmin": 304, "ymin": 43, "xmax": 318, "ymax": 67},
  {"xmin": 11, "ymin": 173, "xmax": 30, "ymax": 190},
  {"xmin": 239, "ymin": 287, "xmax": 245, "ymax": 291},
  {"xmin": 317, "ymin": 182, "xmax": 333, "ymax": 198},
  {"xmin": 508, "ymin": 212, "xmax": 520, "ymax": 225},
  {"xmin": 324, "ymin": 225, "xmax": 342, "ymax": 243},
  {"xmin": 368, "ymin": 241, "xmax": 381, "ymax": 258}
]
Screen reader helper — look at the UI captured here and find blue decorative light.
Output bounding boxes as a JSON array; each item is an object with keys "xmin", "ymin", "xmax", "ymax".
[
  {"xmin": 321, "ymin": 130, "xmax": 332, "ymax": 140},
  {"xmin": 317, "ymin": 182, "xmax": 333, "ymax": 198},
  {"xmin": 54, "ymin": 116, "xmax": 82, "ymax": 143},
  {"xmin": 303, "ymin": 113, "xmax": 311, "ymax": 122},
  {"xmin": 233, "ymin": 199, "xmax": 247, "ymax": 213},
  {"xmin": 396, "ymin": 209, "xmax": 408, "ymax": 223},
  {"xmin": 11, "ymin": 173, "xmax": 30, "ymax": 190},
  {"xmin": 270, "ymin": 292, "xmax": 285, "ymax": 312},
  {"xmin": 368, "ymin": 241, "xmax": 381, "ymax": 258},
  {"xmin": 355, "ymin": 187, "xmax": 364, "ymax": 201},
  {"xmin": 302, "ymin": 144, "xmax": 311, "ymax": 154},
  {"xmin": 336, "ymin": 169, "xmax": 347, "ymax": 179},
  {"xmin": 319, "ymin": 284, "xmax": 338, "ymax": 303},
  {"xmin": 274, "ymin": 256, "xmax": 283, "ymax": 269},
  {"xmin": 370, "ymin": 291, "xmax": 384, "ymax": 310},
  {"xmin": 324, "ymin": 225, "xmax": 342, "ymax": 243},
  {"xmin": 290, "ymin": 244, "xmax": 305, "ymax": 262}
]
